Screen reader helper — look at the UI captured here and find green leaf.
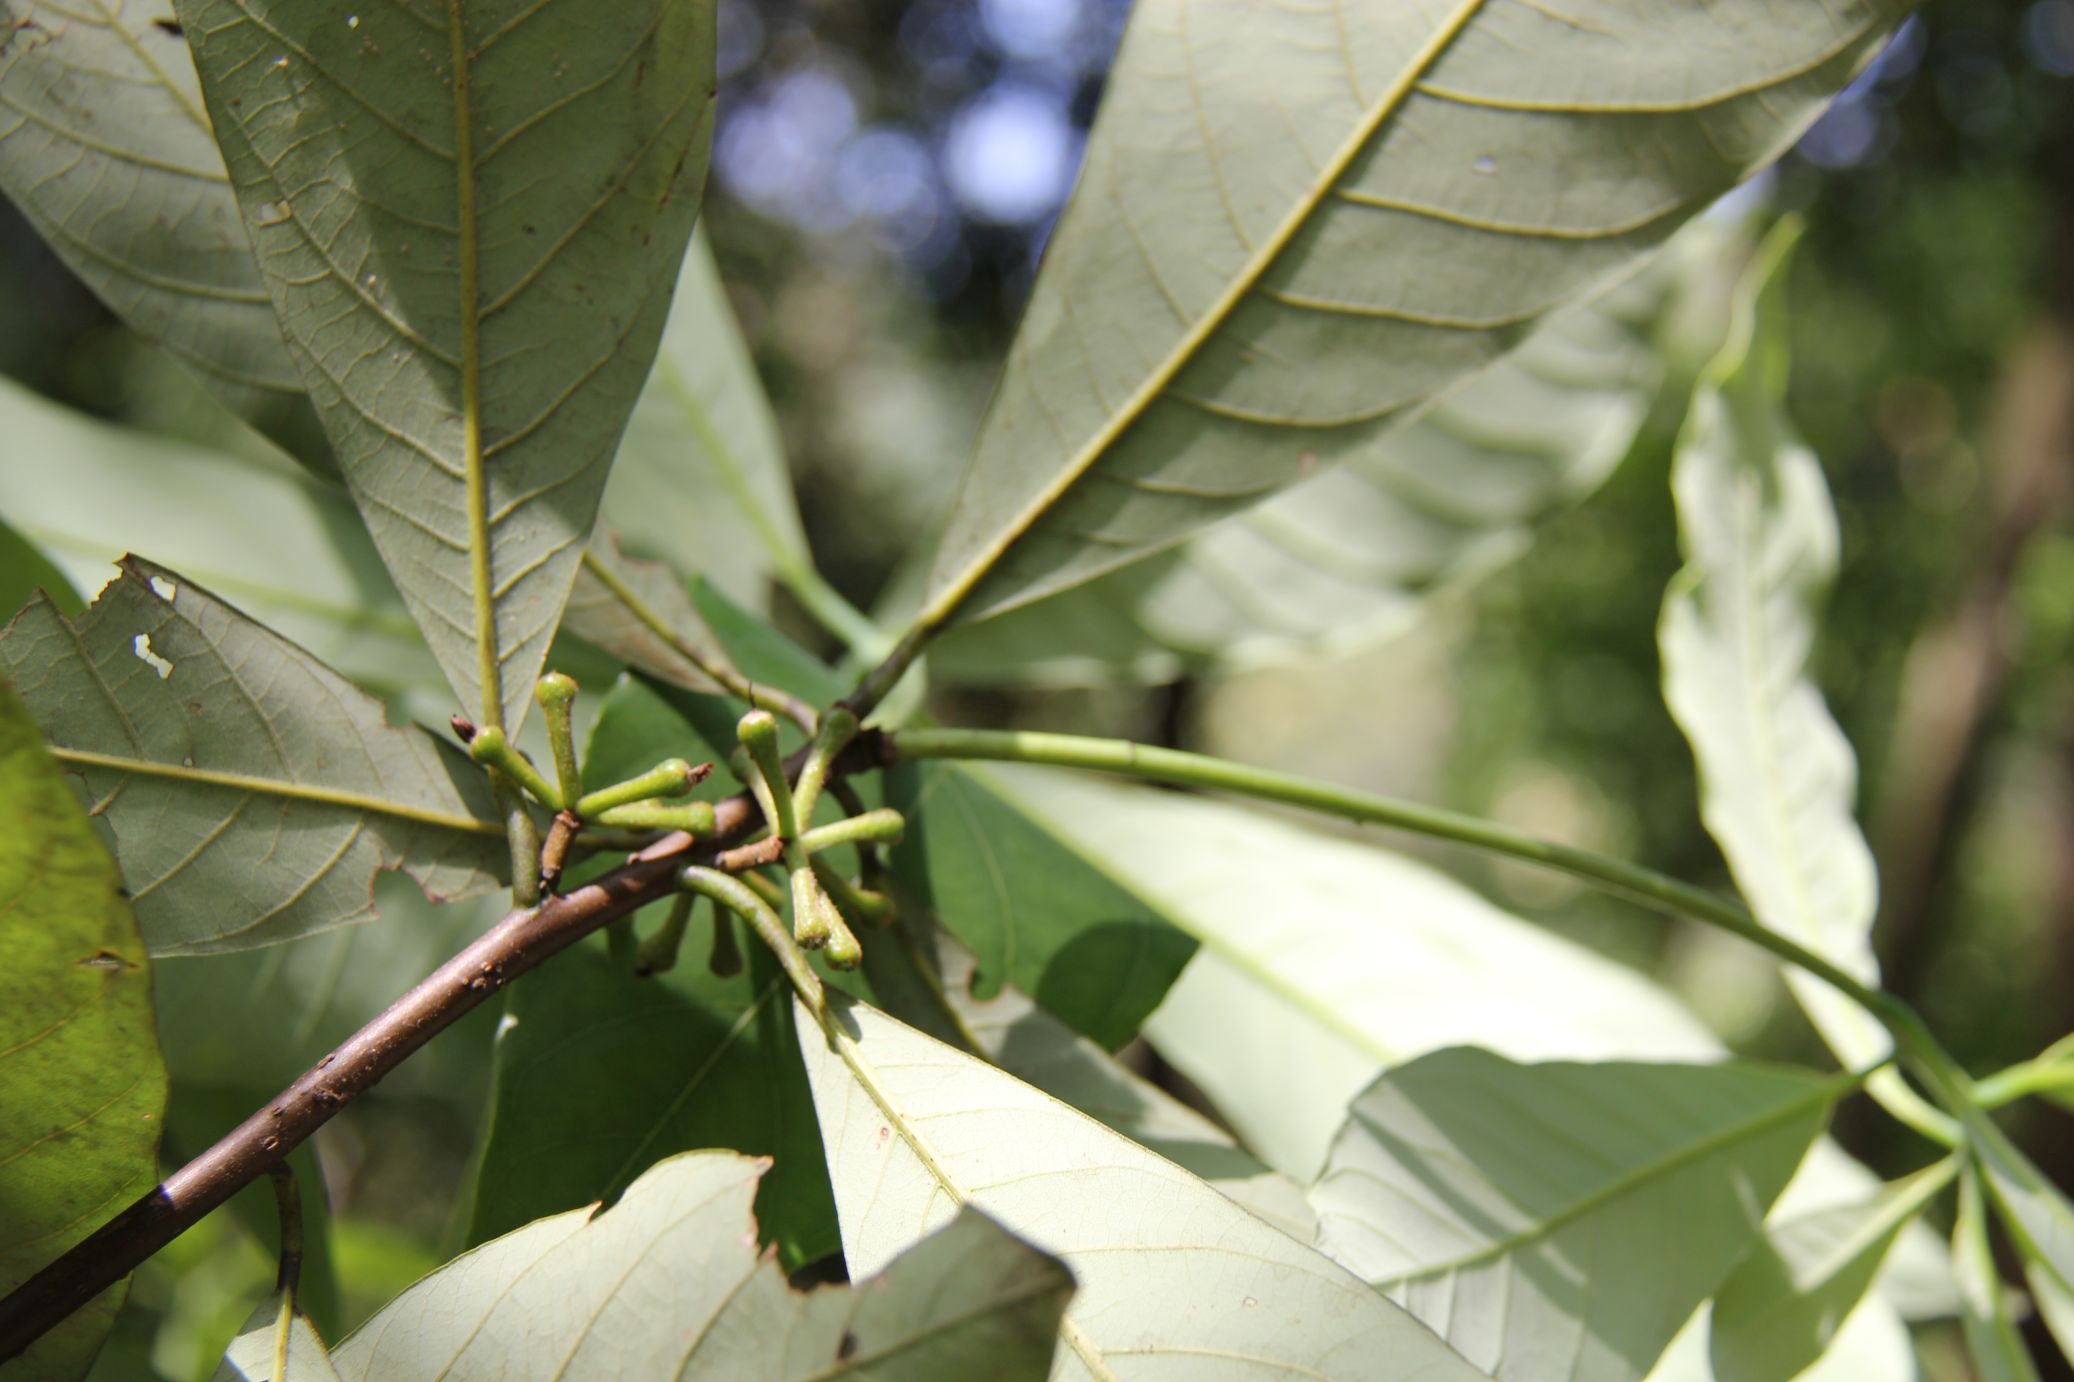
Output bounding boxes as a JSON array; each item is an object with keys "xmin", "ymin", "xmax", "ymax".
[
  {"xmin": 0, "ymin": 376, "xmax": 442, "ymax": 702},
  {"xmin": 1647, "ymin": 1293, "xmax": 1914, "ymax": 1382},
  {"xmin": 0, "ymin": 679, "xmax": 167, "ymax": 1380},
  {"xmin": 1311, "ymin": 1048, "xmax": 1844, "ymax": 1382},
  {"xmin": 915, "ymin": 0, "xmax": 1907, "ymax": 632},
  {"xmin": 335, "ymin": 1152, "xmax": 1072, "ymax": 1380},
  {"xmin": 929, "ymin": 259, "xmax": 1669, "ymax": 686},
  {"xmin": 562, "ymin": 536, "xmax": 729, "ymax": 696},
  {"xmin": 600, "ymin": 226, "xmax": 813, "ymax": 615},
  {"xmin": 1955, "ymin": 1166, "xmax": 2042, "ymax": 1382},
  {"xmin": 872, "ymin": 914, "xmax": 1315, "ymax": 1242},
  {"xmin": 0, "ymin": 558, "xmax": 506, "ymax": 953},
  {"xmin": 214, "ymin": 1295, "xmax": 343, "ymax": 1382},
  {"xmin": 0, "ymin": 0, "xmax": 303, "ymax": 415},
  {"xmin": 886, "ymin": 763, "xmax": 1196, "ymax": 1050},
  {"xmin": 797, "ymin": 990, "xmax": 1482, "ymax": 1381},
  {"xmin": 1972, "ymin": 1121, "xmax": 2074, "ymax": 1367},
  {"xmin": 466, "ymin": 677, "xmax": 833, "ymax": 1264},
  {"xmin": 175, "ymin": 0, "xmax": 717, "ymax": 732},
  {"xmin": 1659, "ymin": 222, "xmax": 1888, "ymax": 1069},
  {"xmin": 0, "ymin": 514, "xmax": 78, "ymax": 622},
  {"xmin": 1708, "ymin": 1157, "xmax": 1957, "ymax": 1382},
  {"xmin": 983, "ymin": 766, "xmax": 1719, "ymax": 1178}
]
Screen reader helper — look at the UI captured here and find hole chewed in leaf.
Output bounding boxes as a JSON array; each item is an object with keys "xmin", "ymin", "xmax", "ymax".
[{"xmin": 131, "ymin": 634, "xmax": 172, "ymax": 679}]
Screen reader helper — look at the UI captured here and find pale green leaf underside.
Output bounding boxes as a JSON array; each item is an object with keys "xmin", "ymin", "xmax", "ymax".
[
  {"xmin": 902, "ymin": 915, "xmax": 1316, "ymax": 1242},
  {"xmin": 176, "ymin": 0, "xmax": 716, "ymax": 730},
  {"xmin": 985, "ymin": 767, "xmax": 1719, "ymax": 1180},
  {"xmin": 1312, "ymin": 1049, "xmax": 1841, "ymax": 1382},
  {"xmin": 331, "ymin": 1151, "xmax": 1071, "ymax": 1380},
  {"xmin": 215, "ymin": 1296, "xmax": 345, "ymax": 1382},
  {"xmin": 563, "ymin": 533, "xmax": 728, "ymax": 695},
  {"xmin": 0, "ymin": 558, "xmax": 505, "ymax": 954},
  {"xmin": 923, "ymin": 0, "xmax": 1907, "ymax": 629},
  {"xmin": 1707, "ymin": 1157, "xmax": 1955, "ymax": 1382},
  {"xmin": 932, "ymin": 264, "xmax": 1664, "ymax": 686},
  {"xmin": 0, "ymin": 680, "xmax": 167, "ymax": 1380},
  {"xmin": 599, "ymin": 225, "xmax": 812, "ymax": 612},
  {"xmin": 1955, "ymin": 1168, "xmax": 2043, "ymax": 1382},
  {"xmin": 0, "ymin": 375, "xmax": 441, "ymax": 699},
  {"xmin": 1659, "ymin": 229, "xmax": 1888, "ymax": 1068},
  {"xmin": 798, "ymin": 991, "xmax": 1483, "ymax": 1382},
  {"xmin": 0, "ymin": 0, "xmax": 300, "ymax": 407},
  {"xmin": 1974, "ymin": 1123, "xmax": 2074, "ymax": 1369}
]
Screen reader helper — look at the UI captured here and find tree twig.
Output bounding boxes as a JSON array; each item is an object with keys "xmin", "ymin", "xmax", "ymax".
[{"xmin": 0, "ymin": 733, "xmax": 885, "ymax": 1363}]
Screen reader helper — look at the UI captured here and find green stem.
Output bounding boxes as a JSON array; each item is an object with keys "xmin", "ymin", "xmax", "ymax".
[
  {"xmin": 1975, "ymin": 1054, "xmax": 2074, "ymax": 1110},
  {"xmin": 889, "ymin": 727, "xmax": 1977, "ymax": 1118},
  {"xmin": 785, "ymin": 563, "xmax": 887, "ymax": 661},
  {"xmin": 680, "ymin": 866, "xmax": 822, "ymax": 1007},
  {"xmin": 799, "ymin": 808, "xmax": 905, "ymax": 856},
  {"xmin": 572, "ymin": 758, "xmax": 701, "ymax": 818}
]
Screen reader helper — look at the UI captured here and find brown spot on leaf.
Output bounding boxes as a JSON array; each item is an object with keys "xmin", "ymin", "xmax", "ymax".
[{"xmin": 76, "ymin": 950, "xmax": 133, "ymax": 971}]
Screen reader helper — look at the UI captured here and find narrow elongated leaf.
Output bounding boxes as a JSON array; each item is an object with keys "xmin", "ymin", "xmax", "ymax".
[
  {"xmin": 798, "ymin": 991, "xmax": 1482, "ymax": 1382},
  {"xmin": 887, "ymin": 763, "xmax": 1196, "ymax": 1050},
  {"xmin": 1955, "ymin": 1167, "xmax": 2042, "ymax": 1382},
  {"xmin": 917, "ymin": 0, "xmax": 1907, "ymax": 631},
  {"xmin": 600, "ymin": 226, "xmax": 813, "ymax": 613},
  {"xmin": 0, "ymin": 680, "xmax": 167, "ymax": 1380},
  {"xmin": 0, "ymin": 558, "xmax": 505, "ymax": 953},
  {"xmin": 984, "ymin": 766, "xmax": 1718, "ymax": 1178},
  {"xmin": 930, "ymin": 268, "xmax": 1664, "ymax": 686},
  {"xmin": 0, "ymin": 376, "xmax": 442, "ymax": 700},
  {"xmin": 1311, "ymin": 1048, "xmax": 1843, "ymax": 1382},
  {"xmin": 562, "ymin": 535, "xmax": 727, "ymax": 695},
  {"xmin": 0, "ymin": 0, "xmax": 301, "ymax": 411},
  {"xmin": 175, "ymin": 0, "xmax": 717, "ymax": 731},
  {"xmin": 1708, "ymin": 1157, "xmax": 1956, "ymax": 1382},
  {"xmin": 1660, "ymin": 224, "xmax": 1888, "ymax": 1068},
  {"xmin": 334, "ymin": 1152, "xmax": 1071, "ymax": 1380},
  {"xmin": 1972, "ymin": 1120, "xmax": 2074, "ymax": 1366}
]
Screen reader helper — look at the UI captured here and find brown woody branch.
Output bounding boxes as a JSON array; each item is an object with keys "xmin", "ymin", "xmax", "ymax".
[{"xmin": 0, "ymin": 732, "xmax": 888, "ymax": 1363}]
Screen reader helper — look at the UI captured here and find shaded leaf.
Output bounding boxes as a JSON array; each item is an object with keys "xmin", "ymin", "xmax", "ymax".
[
  {"xmin": 885, "ymin": 763, "xmax": 1196, "ymax": 1050},
  {"xmin": 1708, "ymin": 1157, "xmax": 1956, "ymax": 1382},
  {"xmin": 0, "ymin": 679, "xmax": 167, "ymax": 1380},
  {"xmin": 1647, "ymin": 1294, "xmax": 1915, "ymax": 1382},
  {"xmin": 335, "ymin": 1152, "xmax": 1071, "ymax": 1380},
  {"xmin": 798, "ymin": 991, "xmax": 1482, "ymax": 1381},
  {"xmin": 562, "ymin": 535, "xmax": 728, "ymax": 696},
  {"xmin": 930, "ymin": 263, "xmax": 1666, "ymax": 686},
  {"xmin": 0, "ymin": 0, "xmax": 302, "ymax": 413},
  {"xmin": 988, "ymin": 767, "xmax": 1718, "ymax": 1178},
  {"xmin": 1311, "ymin": 1048, "xmax": 1843, "ymax": 1382},
  {"xmin": 1973, "ymin": 1119, "xmax": 2074, "ymax": 1367},
  {"xmin": 917, "ymin": 0, "xmax": 1907, "ymax": 630},
  {"xmin": 0, "ymin": 559, "xmax": 505, "ymax": 953},
  {"xmin": 0, "ymin": 376, "xmax": 442, "ymax": 702},
  {"xmin": 466, "ymin": 676, "xmax": 833, "ymax": 1264},
  {"xmin": 1660, "ymin": 222, "xmax": 1888, "ymax": 1068},
  {"xmin": 1955, "ymin": 1166, "xmax": 2042, "ymax": 1382},
  {"xmin": 175, "ymin": 0, "xmax": 717, "ymax": 730},
  {"xmin": 0, "ymin": 513, "xmax": 78, "ymax": 622}
]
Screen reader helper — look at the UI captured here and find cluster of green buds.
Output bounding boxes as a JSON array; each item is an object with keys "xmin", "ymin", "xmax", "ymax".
[
  {"xmin": 453, "ymin": 672, "xmax": 718, "ymax": 892},
  {"xmin": 694, "ymin": 707, "xmax": 903, "ymax": 972}
]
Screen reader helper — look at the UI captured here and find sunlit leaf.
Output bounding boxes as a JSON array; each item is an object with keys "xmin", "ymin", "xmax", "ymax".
[
  {"xmin": 0, "ymin": 558, "xmax": 505, "ymax": 953},
  {"xmin": 0, "ymin": 0, "xmax": 304, "ymax": 420},
  {"xmin": 0, "ymin": 377, "xmax": 442, "ymax": 702},
  {"xmin": 333, "ymin": 1152, "xmax": 1071, "ymax": 1380},
  {"xmin": 983, "ymin": 766, "xmax": 1718, "ymax": 1179},
  {"xmin": 798, "ymin": 991, "xmax": 1482, "ymax": 1381},
  {"xmin": 929, "ymin": 264, "xmax": 1668, "ymax": 686},
  {"xmin": 1660, "ymin": 222, "xmax": 1888, "ymax": 1068},
  {"xmin": 1972, "ymin": 1118, "xmax": 2074, "ymax": 1367},
  {"xmin": 0, "ymin": 679, "xmax": 167, "ymax": 1380},
  {"xmin": 1708, "ymin": 1157, "xmax": 1956, "ymax": 1382},
  {"xmin": 1311, "ymin": 1048, "xmax": 1844, "ymax": 1382},
  {"xmin": 917, "ymin": 0, "xmax": 1907, "ymax": 632},
  {"xmin": 1646, "ymin": 1294, "xmax": 1914, "ymax": 1382},
  {"xmin": 214, "ymin": 1294, "xmax": 342, "ymax": 1382},
  {"xmin": 174, "ymin": 0, "xmax": 717, "ymax": 731},
  {"xmin": 1955, "ymin": 1166, "xmax": 2042, "ymax": 1382}
]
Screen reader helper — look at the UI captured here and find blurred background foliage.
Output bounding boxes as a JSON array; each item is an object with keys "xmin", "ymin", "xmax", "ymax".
[{"xmin": 3, "ymin": 0, "xmax": 2071, "ymax": 1376}]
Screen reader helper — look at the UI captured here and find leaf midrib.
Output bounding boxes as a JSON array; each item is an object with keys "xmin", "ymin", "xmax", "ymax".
[
  {"xmin": 445, "ymin": 0, "xmax": 499, "ymax": 729},
  {"xmin": 1365, "ymin": 1076, "xmax": 1841, "ymax": 1286},
  {"xmin": 918, "ymin": 0, "xmax": 1491, "ymax": 632}
]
